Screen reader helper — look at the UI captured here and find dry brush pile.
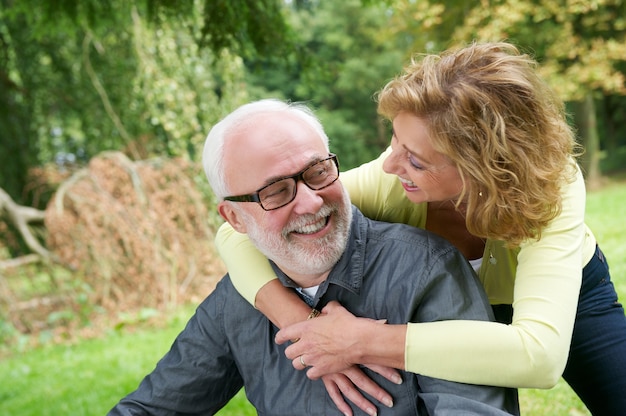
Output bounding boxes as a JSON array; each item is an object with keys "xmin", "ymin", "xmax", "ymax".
[{"xmin": 44, "ymin": 151, "xmax": 226, "ymax": 314}]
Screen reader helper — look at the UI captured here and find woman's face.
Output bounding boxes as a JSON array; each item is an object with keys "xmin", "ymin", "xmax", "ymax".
[{"xmin": 382, "ymin": 112, "xmax": 464, "ymax": 205}]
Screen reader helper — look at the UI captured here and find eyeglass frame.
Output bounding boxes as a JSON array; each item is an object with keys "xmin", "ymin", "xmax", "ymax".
[{"xmin": 223, "ymin": 153, "xmax": 340, "ymax": 211}]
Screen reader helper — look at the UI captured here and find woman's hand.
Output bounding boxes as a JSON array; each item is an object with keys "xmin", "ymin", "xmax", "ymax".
[
  {"xmin": 278, "ymin": 302, "xmax": 402, "ymax": 415},
  {"xmin": 276, "ymin": 301, "xmax": 380, "ymax": 378},
  {"xmin": 321, "ymin": 365, "xmax": 401, "ymax": 416}
]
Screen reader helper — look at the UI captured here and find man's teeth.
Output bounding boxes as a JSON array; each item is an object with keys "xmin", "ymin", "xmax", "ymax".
[{"xmin": 295, "ymin": 217, "xmax": 327, "ymax": 234}]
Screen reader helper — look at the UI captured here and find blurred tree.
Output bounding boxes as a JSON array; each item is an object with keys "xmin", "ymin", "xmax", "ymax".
[
  {"xmin": 244, "ymin": 0, "xmax": 405, "ymax": 169},
  {"xmin": 387, "ymin": 0, "xmax": 626, "ymax": 184},
  {"xmin": 0, "ymin": 0, "xmax": 254, "ymax": 206},
  {"xmin": 7, "ymin": 0, "xmax": 297, "ymax": 60},
  {"xmin": 0, "ymin": 6, "xmax": 45, "ymax": 206},
  {"xmin": 459, "ymin": 0, "xmax": 626, "ymax": 185}
]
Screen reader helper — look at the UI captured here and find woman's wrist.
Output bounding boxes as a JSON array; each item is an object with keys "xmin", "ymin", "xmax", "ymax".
[
  {"xmin": 355, "ymin": 321, "xmax": 407, "ymax": 370},
  {"xmin": 255, "ymin": 279, "xmax": 311, "ymax": 328}
]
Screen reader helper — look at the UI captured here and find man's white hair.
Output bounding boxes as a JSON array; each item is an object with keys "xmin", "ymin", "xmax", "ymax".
[{"xmin": 202, "ymin": 99, "xmax": 330, "ymax": 199}]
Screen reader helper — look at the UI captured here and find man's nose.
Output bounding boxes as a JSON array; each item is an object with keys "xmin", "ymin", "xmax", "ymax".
[{"xmin": 292, "ymin": 181, "xmax": 324, "ymax": 214}]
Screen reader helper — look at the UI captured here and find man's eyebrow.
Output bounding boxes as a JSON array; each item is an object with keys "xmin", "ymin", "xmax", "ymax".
[{"xmin": 261, "ymin": 155, "xmax": 326, "ymax": 186}]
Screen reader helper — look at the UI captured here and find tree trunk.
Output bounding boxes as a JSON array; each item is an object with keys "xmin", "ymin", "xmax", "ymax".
[{"xmin": 573, "ymin": 92, "xmax": 602, "ymax": 190}]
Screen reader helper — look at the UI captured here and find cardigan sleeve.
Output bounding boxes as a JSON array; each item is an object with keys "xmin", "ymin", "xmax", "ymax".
[{"xmin": 214, "ymin": 224, "xmax": 273, "ymax": 306}]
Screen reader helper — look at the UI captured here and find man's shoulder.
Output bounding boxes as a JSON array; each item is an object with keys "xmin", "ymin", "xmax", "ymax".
[
  {"xmin": 352, "ymin": 206, "xmax": 455, "ymax": 252},
  {"xmin": 196, "ymin": 274, "xmax": 258, "ymax": 318}
]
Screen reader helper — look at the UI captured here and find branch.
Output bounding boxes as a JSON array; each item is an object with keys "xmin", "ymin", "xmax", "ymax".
[
  {"xmin": 0, "ymin": 187, "xmax": 51, "ymax": 259},
  {"xmin": 0, "ymin": 254, "xmax": 41, "ymax": 271},
  {"xmin": 82, "ymin": 31, "xmax": 139, "ymax": 159}
]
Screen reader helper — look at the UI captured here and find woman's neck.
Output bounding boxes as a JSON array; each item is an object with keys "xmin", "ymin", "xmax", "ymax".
[{"xmin": 425, "ymin": 201, "xmax": 484, "ymax": 260}]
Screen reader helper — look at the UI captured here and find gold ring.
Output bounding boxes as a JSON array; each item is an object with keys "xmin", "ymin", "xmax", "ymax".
[{"xmin": 299, "ymin": 355, "xmax": 307, "ymax": 368}]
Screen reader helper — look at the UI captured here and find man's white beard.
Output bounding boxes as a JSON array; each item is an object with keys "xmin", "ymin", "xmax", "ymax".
[{"xmin": 243, "ymin": 189, "xmax": 352, "ymax": 276}]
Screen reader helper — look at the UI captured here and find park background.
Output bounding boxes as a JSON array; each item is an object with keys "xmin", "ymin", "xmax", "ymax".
[{"xmin": 1, "ymin": 1, "xmax": 625, "ymax": 415}]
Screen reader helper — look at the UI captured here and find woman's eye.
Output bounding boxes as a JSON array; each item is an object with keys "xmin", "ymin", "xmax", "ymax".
[{"xmin": 408, "ymin": 153, "xmax": 424, "ymax": 170}]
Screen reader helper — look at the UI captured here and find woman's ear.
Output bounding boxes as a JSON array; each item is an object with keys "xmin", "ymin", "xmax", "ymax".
[{"xmin": 217, "ymin": 202, "xmax": 248, "ymax": 233}]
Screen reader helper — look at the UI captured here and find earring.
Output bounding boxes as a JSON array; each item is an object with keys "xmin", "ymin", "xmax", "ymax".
[{"xmin": 478, "ymin": 191, "xmax": 483, "ymax": 197}]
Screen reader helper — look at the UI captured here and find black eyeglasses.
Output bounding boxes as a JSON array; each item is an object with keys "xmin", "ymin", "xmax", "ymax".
[{"xmin": 224, "ymin": 154, "xmax": 339, "ymax": 211}]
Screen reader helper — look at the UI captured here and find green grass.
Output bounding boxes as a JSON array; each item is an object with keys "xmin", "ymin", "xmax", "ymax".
[
  {"xmin": 0, "ymin": 305, "xmax": 254, "ymax": 416},
  {"xmin": 0, "ymin": 307, "xmax": 189, "ymax": 416},
  {"xmin": 0, "ymin": 179, "xmax": 624, "ymax": 415}
]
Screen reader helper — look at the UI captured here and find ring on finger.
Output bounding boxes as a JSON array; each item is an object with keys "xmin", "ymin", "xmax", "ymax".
[{"xmin": 299, "ymin": 355, "xmax": 307, "ymax": 368}]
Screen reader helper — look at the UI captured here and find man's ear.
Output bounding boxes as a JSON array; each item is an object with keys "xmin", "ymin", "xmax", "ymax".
[{"xmin": 217, "ymin": 201, "xmax": 247, "ymax": 233}]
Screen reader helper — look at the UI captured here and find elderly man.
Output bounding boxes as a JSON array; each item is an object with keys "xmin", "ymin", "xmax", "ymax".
[{"xmin": 108, "ymin": 99, "xmax": 518, "ymax": 415}]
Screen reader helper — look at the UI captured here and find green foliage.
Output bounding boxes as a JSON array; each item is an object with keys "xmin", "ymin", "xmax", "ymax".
[
  {"xmin": 387, "ymin": 0, "xmax": 626, "ymax": 100},
  {"xmin": 598, "ymin": 94, "xmax": 626, "ymax": 152},
  {"xmin": 129, "ymin": 13, "xmax": 248, "ymax": 158},
  {"xmin": 0, "ymin": 263, "xmax": 99, "ymax": 355},
  {"xmin": 600, "ymin": 146, "xmax": 626, "ymax": 173},
  {"xmin": 3, "ymin": 0, "xmax": 624, "ymax": 205},
  {"xmin": 199, "ymin": 0, "xmax": 296, "ymax": 59},
  {"xmin": 0, "ymin": 5, "xmax": 49, "ymax": 202},
  {"xmin": 0, "ymin": 1, "xmax": 247, "ymax": 205},
  {"xmin": 441, "ymin": 0, "xmax": 626, "ymax": 101},
  {"xmin": 245, "ymin": 0, "xmax": 404, "ymax": 168},
  {"xmin": 4, "ymin": 0, "xmax": 297, "ymax": 61},
  {"xmin": 0, "ymin": 319, "xmax": 19, "ymax": 348}
]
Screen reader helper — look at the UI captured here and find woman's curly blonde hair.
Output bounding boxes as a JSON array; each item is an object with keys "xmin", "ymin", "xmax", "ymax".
[{"xmin": 377, "ymin": 41, "xmax": 580, "ymax": 247}]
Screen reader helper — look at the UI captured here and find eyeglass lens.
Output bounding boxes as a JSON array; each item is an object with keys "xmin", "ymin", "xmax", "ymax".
[{"xmin": 259, "ymin": 157, "xmax": 338, "ymax": 210}]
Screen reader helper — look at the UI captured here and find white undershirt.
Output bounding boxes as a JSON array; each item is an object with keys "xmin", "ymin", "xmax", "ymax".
[
  {"xmin": 298, "ymin": 285, "xmax": 319, "ymax": 298},
  {"xmin": 468, "ymin": 257, "xmax": 483, "ymax": 273}
]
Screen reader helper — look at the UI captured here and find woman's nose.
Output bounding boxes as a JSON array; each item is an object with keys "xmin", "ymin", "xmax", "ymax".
[{"xmin": 383, "ymin": 146, "xmax": 404, "ymax": 175}]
